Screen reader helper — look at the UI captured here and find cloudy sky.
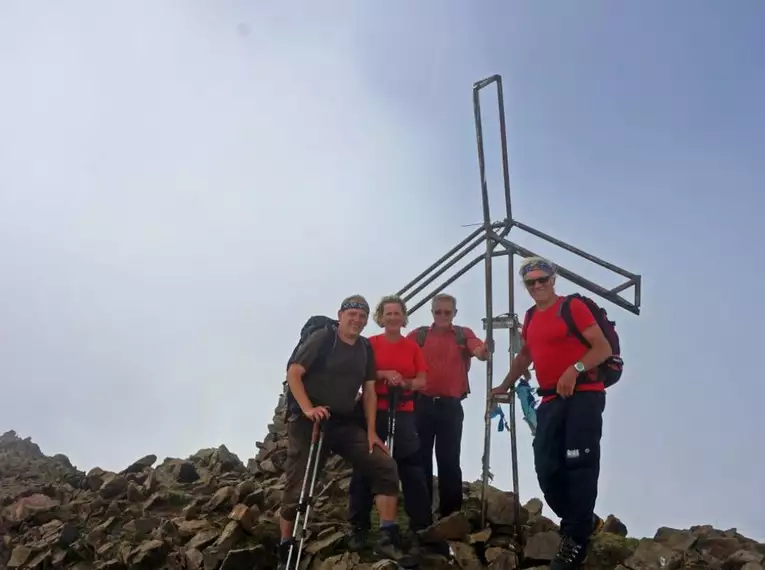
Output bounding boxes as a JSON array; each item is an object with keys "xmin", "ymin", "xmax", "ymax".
[{"xmin": 1, "ymin": 0, "xmax": 763, "ymax": 541}]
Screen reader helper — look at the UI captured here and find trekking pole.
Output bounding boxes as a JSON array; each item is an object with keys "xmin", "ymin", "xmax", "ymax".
[
  {"xmin": 387, "ymin": 387, "xmax": 399, "ymax": 456},
  {"xmin": 287, "ymin": 420, "xmax": 325, "ymax": 570}
]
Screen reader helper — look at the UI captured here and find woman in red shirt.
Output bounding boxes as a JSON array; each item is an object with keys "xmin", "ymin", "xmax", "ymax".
[{"xmin": 347, "ymin": 295, "xmax": 434, "ymax": 552}]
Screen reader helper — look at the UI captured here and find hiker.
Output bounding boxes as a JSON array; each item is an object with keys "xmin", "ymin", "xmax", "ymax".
[
  {"xmin": 408, "ymin": 293, "xmax": 489, "ymax": 518},
  {"xmin": 347, "ymin": 295, "xmax": 434, "ymax": 551},
  {"xmin": 279, "ymin": 295, "xmax": 410, "ymax": 569},
  {"xmin": 491, "ymin": 257, "xmax": 612, "ymax": 570}
]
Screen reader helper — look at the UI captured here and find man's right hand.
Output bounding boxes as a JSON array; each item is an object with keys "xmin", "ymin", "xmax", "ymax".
[
  {"xmin": 302, "ymin": 406, "xmax": 330, "ymax": 423},
  {"xmin": 490, "ymin": 384, "xmax": 509, "ymax": 397}
]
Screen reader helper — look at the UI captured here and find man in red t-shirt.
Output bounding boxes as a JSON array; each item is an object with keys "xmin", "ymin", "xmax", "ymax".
[
  {"xmin": 408, "ymin": 293, "xmax": 488, "ymax": 518},
  {"xmin": 491, "ymin": 257, "xmax": 613, "ymax": 570}
]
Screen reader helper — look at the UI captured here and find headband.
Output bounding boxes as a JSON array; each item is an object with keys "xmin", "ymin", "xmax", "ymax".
[
  {"xmin": 520, "ymin": 260, "xmax": 555, "ymax": 278},
  {"xmin": 340, "ymin": 300, "xmax": 370, "ymax": 313}
]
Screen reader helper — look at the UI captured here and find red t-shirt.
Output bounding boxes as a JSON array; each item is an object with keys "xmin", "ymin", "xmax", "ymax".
[
  {"xmin": 405, "ymin": 325, "xmax": 483, "ymax": 398},
  {"xmin": 368, "ymin": 334, "xmax": 428, "ymax": 412},
  {"xmin": 522, "ymin": 296, "xmax": 604, "ymax": 403}
]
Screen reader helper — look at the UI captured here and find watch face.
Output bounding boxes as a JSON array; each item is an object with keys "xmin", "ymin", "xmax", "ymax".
[{"xmin": 575, "ymin": 362, "xmax": 585, "ymax": 372}]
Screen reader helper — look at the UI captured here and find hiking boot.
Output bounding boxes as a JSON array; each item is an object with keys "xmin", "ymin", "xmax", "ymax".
[
  {"xmin": 591, "ymin": 514, "xmax": 604, "ymax": 536},
  {"xmin": 374, "ymin": 524, "xmax": 419, "ymax": 567},
  {"xmin": 347, "ymin": 525, "xmax": 369, "ymax": 553},
  {"xmin": 412, "ymin": 528, "xmax": 451, "ymax": 558},
  {"xmin": 276, "ymin": 538, "xmax": 295, "ymax": 570},
  {"xmin": 549, "ymin": 535, "xmax": 587, "ymax": 570}
]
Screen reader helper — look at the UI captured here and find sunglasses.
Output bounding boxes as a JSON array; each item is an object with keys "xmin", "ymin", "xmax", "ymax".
[
  {"xmin": 434, "ymin": 309, "xmax": 453, "ymax": 316},
  {"xmin": 524, "ymin": 276, "xmax": 551, "ymax": 287}
]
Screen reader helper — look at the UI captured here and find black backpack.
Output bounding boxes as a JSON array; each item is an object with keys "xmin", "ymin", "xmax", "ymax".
[
  {"xmin": 526, "ymin": 294, "xmax": 623, "ymax": 391},
  {"xmin": 284, "ymin": 316, "xmax": 372, "ymax": 414}
]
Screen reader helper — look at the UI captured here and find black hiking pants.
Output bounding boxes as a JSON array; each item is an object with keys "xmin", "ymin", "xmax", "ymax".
[
  {"xmin": 415, "ymin": 395, "xmax": 464, "ymax": 518},
  {"xmin": 533, "ymin": 390, "xmax": 606, "ymax": 545},
  {"xmin": 348, "ymin": 410, "xmax": 432, "ymax": 531}
]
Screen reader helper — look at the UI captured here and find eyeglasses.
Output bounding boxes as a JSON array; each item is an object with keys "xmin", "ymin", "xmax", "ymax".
[
  {"xmin": 434, "ymin": 309, "xmax": 453, "ymax": 316},
  {"xmin": 524, "ymin": 276, "xmax": 551, "ymax": 287}
]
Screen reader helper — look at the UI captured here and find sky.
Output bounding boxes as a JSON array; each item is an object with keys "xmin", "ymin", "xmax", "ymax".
[{"xmin": 1, "ymin": 0, "xmax": 763, "ymax": 541}]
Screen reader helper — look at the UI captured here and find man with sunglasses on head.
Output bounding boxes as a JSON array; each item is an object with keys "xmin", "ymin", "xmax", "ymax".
[
  {"xmin": 408, "ymin": 293, "xmax": 489, "ymax": 518},
  {"xmin": 491, "ymin": 257, "xmax": 612, "ymax": 570}
]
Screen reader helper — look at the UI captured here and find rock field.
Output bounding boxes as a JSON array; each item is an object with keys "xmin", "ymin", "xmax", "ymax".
[{"xmin": 1, "ymin": 395, "xmax": 763, "ymax": 569}]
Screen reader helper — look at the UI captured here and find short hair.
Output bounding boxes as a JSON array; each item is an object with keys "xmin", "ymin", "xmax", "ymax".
[
  {"xmin": 340, "ymin": 294, "xmax": 370, "ymax": 313},
  {"xmin": 431, "ymin": 293, "xmax": 457, "ymax": 310},
  {"xmin": 373, "ymin": 295, "xmax": 409, "ymax": 327}
]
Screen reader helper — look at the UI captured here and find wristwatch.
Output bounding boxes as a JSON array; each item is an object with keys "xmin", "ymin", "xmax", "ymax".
[{"xmin": 573, "ymin": 361, "xmax": 585, "ymax": 373}]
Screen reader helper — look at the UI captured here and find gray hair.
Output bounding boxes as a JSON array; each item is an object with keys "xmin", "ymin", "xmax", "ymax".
[{"xmin": 431, "ymin": 293, "xmax": 457, "ymax": 310}]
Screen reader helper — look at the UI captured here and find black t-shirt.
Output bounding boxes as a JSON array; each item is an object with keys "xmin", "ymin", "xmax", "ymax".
[{"xmin": 292, "ymin": 329, "xmax": 376, "ymax": 417}]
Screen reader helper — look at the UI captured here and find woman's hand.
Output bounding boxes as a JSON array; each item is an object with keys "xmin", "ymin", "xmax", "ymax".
[{"xmin": 382, "ymin": 370, "xmax": 404, "ymax": 386}]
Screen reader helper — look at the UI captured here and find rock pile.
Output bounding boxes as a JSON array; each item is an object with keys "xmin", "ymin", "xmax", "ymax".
[{"xmin": 1, "ymin": 407, "xmax": 763, "ymax": 570}]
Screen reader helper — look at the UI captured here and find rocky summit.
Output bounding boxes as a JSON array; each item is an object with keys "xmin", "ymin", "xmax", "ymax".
[{"xmin": 1, "ymin": 395, "xmax": 764, "ymax": 570}]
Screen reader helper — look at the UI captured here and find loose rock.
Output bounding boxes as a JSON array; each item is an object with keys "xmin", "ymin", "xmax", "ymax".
[{"xmin": 0, "ymin": 411, "xmax": 762, "ymax": 570}]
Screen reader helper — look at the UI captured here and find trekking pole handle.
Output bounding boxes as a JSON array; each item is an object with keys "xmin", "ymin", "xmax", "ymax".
[{"xmin": 311, "ymin": 419, "xmax": 324, "ymax": 444}]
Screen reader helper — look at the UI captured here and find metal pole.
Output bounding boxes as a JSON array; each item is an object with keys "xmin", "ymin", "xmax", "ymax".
[
  {"xmin": 391, "ymin": 73, "xmax": 643, "ymax": 534},
  {"xmin": 488, "ymin": 232, "xmax": 641, "ymax": 315},
  {"xmin": 473, "ymin": 78, "xmax": 495, "ymax": 528},
  {"xmin": 405, "ymin": 238, "xmax": 512, "ymax": 315},
  {"xmin": 507, "ymin": 266, "xmax": 521, "ymax": 531},
  {"xmin": 512, "ymin": 221, "xmax": 639, "ymax": 279},
  {"xmin": 496, "ymin": 76, "xmax": 513, "ymax": 224},
  {"xmin": 396, "ymin": 226, "xmax": 485, "ymax": 297},
  {"xmin": 399, "ymin": 232, "xmax": 489, "ymax": 304},
  {"xmin": 492, "ymin": 74, "xmax": 522, "ymax": 532}
]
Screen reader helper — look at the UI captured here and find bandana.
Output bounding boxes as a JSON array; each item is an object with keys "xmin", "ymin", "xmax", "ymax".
[
  {"xmin": 520, "ymin": 259, "xmax": 555, "ymax": 278},
  {"xmin": 340, "ymin": 300, "xmax": 369, "ymax": 313}
]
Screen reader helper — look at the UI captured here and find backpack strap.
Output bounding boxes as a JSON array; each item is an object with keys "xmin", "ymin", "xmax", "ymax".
[
  {"xmin": 453, "ymin": 325, "xmax": 466, "ymax": 349},
  {"xmin": 558, "ymin": 294, "xmax": 591, "ymax": 349},
  {"xmin": 557, "ymin": 294, "xmax": 604, "ymax": 390},
  {"xmin": 452, "ymin": 325, "xmax": 472, "ymax": 399},
  {"xmin": 415, "ymin": 326, "xmax": 429, "ymax": 347},
  {"xmin": 523, "ymin": 305, "xmax": 537, "ymax": 335},
  {"xmin": 360, "ymin": 336, "xmax": 373, "ymax": 378},
  {"xmin": 310, "ymin": 329, "xmax": 338, "ymax": 375}
]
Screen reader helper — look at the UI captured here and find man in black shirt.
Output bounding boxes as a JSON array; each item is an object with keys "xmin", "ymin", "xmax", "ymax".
[{"xmin": 278, "ymin": 295, "xmax": 407, "ymax": 569}]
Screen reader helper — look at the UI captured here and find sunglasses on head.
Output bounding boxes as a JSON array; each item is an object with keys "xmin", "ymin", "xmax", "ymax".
[
  {"xmin": 524, "ymin": 275, "xmax": 551, "ymax": 287},
  {"xmin": 434, "ymin": 309, "xmax": 453, "ymax": 316}
]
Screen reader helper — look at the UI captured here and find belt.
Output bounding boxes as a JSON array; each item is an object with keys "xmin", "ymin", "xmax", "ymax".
[
  {"xmin": 536, "ymin": 373, "xmax": 602, "ymax": 398},
  {"xmin": 417, "ymin": 394, "xmax": 461, "ymax": 402}
]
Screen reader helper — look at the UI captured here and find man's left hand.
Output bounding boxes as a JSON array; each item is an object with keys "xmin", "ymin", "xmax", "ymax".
[
  {"xmin": 473, "ymin": 344, "xmax": 490, "ymax": 361},
  {"xmin": 368, "ymin": 432, "xmax": 389, "ymax": 455},
  {"xmin": 556, "ymin": 366, "xmax": 578, "ymax": 398}
]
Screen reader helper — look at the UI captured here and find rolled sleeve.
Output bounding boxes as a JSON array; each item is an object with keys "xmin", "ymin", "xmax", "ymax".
[{"xmin": 462, "ymin": 326, "xmax": 485, "ymax": 353}]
